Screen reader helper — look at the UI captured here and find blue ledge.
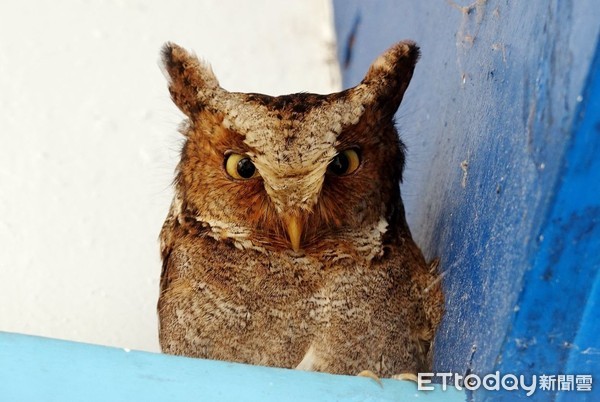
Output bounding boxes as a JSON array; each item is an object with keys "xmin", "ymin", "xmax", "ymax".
[{"xmin": 0, "ymin": 332, "xmax": 465, "ymax": 402}]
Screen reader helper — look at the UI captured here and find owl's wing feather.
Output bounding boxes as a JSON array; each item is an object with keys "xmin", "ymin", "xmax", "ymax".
[{"xmin": 159, "ymin": 201, "xmax": 180, "ymax": 295}]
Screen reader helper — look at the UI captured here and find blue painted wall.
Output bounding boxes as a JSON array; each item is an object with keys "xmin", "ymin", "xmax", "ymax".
[{"xmin": 333, "ymin": 1, "xmax": 600, "ymax": 400}]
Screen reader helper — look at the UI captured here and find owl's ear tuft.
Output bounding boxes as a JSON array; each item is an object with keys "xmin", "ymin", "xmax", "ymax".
[
  {"xmin": 361, "ymin": 41, "xmax": 420, "ymax": 118},
  {"xmin": 161, "ymin": 42, "xmax": 220, "ymax": 117}
]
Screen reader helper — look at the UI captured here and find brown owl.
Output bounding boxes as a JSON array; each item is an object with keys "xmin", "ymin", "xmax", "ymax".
[{"xmin": 157, "ymin": 41, "xmax": 443, "ymax": 378}]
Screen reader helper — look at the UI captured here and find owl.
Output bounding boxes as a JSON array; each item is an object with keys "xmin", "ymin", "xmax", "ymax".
[{"xmin": 157, "ymin": 41, "xmax": 443, "ymax": 378}]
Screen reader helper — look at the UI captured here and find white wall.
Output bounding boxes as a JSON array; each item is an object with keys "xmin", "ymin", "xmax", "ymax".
[{"xmin": 0, "ymin": 0, "xmax": 339, "ymax": 352}]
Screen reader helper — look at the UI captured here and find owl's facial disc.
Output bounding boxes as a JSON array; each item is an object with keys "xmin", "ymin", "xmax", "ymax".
[{"xmin": 217, "ymin": 94, "xmax": 370, "ymax": 252}]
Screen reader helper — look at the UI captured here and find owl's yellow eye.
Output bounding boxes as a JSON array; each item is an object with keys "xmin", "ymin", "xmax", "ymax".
[
  {"xmin": 327, "ymin": 149, "xmax": 361, "ymax": 176},
  {"xmin": 225, "ymin": 153, "xmax": 258, "ymax": 180}
]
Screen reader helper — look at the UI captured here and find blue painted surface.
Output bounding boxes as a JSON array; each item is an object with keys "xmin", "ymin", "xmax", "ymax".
[
  {"xmin": 496, "ymin": 41, "xmax": 600, "ymax": 401},
  {"xmin": 0, "ymin": 332, "xmax": 465, "ymax": 402},
  {"xmin": 333, "ymin": 1, "xmax": 599, "ymax": 401}
]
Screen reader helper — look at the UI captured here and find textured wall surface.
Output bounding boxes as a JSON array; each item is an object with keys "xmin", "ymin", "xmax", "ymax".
[
  {"xmin": 334, "ymin": 1, "xmax": 599, "ymax": 400},
  {"xmin": 0, "ymin": 0, "xmax": 339, "ymax": 352}
]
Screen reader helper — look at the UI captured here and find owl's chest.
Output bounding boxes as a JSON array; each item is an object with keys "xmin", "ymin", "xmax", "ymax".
[
  {"xmin": 184, "ymin": 243, "xmax": 349, "ymax": 317},
  {"xmin": 162, "ymin": 238, "xmax": 375, "ymax": 365}
]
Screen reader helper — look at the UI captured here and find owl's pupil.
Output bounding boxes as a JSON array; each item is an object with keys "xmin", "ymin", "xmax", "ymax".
[
  {"xmin": 328, "ymin": 153, "xmax": 349, "ymax": 175},
  {"xmin": 237, "ymin": 157, "xmax": 256, "ymax": 178}
]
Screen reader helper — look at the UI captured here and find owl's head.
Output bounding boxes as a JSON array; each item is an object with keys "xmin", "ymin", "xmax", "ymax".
[{"xmin": 162, "ymin": 42, "xmax": 418, "ymax": 254}]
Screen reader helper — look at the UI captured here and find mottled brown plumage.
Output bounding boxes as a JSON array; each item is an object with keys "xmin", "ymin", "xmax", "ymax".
[{"xmin": 157, "ymin": 41, "xmax": 443, "ymax": 377}]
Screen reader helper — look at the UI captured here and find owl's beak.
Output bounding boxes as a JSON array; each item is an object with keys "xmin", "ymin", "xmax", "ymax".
[{"xmin": 285, "ymin": 216, "xmax": 303, "ymax": 252}]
